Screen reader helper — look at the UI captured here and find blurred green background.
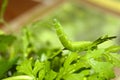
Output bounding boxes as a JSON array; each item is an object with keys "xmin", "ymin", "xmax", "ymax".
[{"xmin": 20, "ymin": 2, "xmax": 120, "ymax": 50}]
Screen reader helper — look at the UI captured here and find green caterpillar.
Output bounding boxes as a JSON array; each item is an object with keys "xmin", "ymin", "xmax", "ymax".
[{"xmin": 53, "ymin": 19, "xmax": 116, "ymax": 52}]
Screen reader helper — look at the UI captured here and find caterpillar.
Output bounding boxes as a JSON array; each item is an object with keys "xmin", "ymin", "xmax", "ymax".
[{"xmin": 53, "ymin": 19, "xmax": 116, "ymax": 52}]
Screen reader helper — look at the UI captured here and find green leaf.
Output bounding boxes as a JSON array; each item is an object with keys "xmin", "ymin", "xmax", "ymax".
[
  {"xmin": 108, "ymin": 53, "xmax": 120, "ymax": 67},
  {"xmin": 64, "ymin": 52, "xmax": 79, "ymax": 68},
  {"xmin": 0, "ymin": 43, "xmax": 8, "ymax": 52},
  {"xmin": 62, "ymin": 52, "xmax": 80, "ymax": 75},
  {"xmin": 57, "ymin": 53, "xmax": 89, "ymax": 79},
  {"xmin": 33, "ymin": 60, "xmax": 43, "ymax": 77},
  {"xmin": 63, "ymin": 70, "xmax": 89, "ymax": 80},
  {"xmin": 16, "ymin": 59, "xmax": 52, "ymax": 80},
  {"xmin": 0, "ymin": 35, "xmax": 16, "ymax": 52},
  {"xmin": 51, "ymin": 56, "xmax": 61, "ymax": 72},
  {"xmin": 21, "ymin": 28, "xmax": 33, "ymax": 57},
  {"xmin": 38, "ymin": 60, "xmax": 51, "ymax": 80},
  {"xmin": 0, "ymin": 35, "xmax": 16, "ymax": 45},
  {"xmin": 92, "ymin": 35, "xmax": 116, "ymax": 46},
  {"xmin": 0, "ymin": 0, "xmax": 8, "ymax": 22},
  {"xmin": 38, "ymin": 69, "xmax": 45, "ymax": 80},
  {"xmin": 89, "ymin": 59, "xmax": 115, "ymax": 79},
  {"xmin": 44, "ymin": 60, "xmax": 51, "ymax": 73},
  {"xmin": 2, "ymin": 75, "xmax": 33, "ymax": 80},
  {"xmin": 65, "ymin": 61, "xmax": 88, "ymax": 74},
  {"xmin": 0, "ymin": 58, "xmax": 18, "ymax": 79},
  {"xmin": 45, "ymin": 70, "xmax": 57, "ymax": 80},
  {"xmin": 88, "ymin": 74, "xmax": 104, "ymax": 80},
  {"xmin": 85, "ymin": 49, "xmax": 104, "ymax": 59},
  {"xmin": 64, "ymin": 74, "xmax": 84, "ymax": 80},
  {"xmin": 16, "ymin": 58, "xmax": 33, "ymax": 76},
  {"xmin": 105, "ymin": 46, "xmax": 120, "ymax": 53}
]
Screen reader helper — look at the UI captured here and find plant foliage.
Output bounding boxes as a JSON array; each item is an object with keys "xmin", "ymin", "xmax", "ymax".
[
  {"xmin": 0, "ymin": 1, "xmax": 120, "ymax": 80},
  {"xmin": 0, "ymin": 20, "xmax": 120, "ymax": 80}
]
